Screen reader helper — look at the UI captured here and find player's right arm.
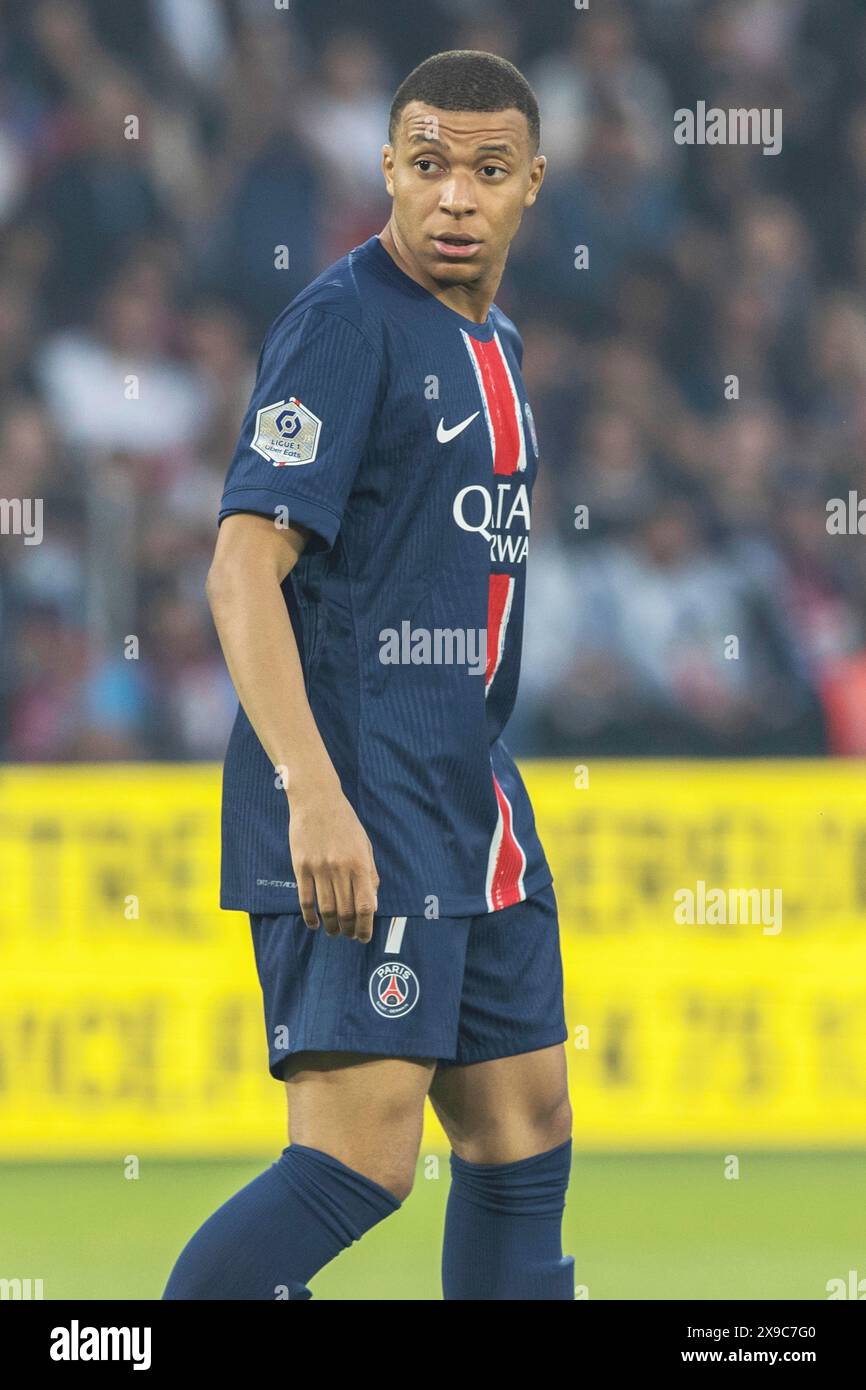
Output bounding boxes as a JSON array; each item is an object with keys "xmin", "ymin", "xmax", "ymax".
[
  {"xmin": 206, "ymin": 512, "xmax": 379, "ymax": 944},
  {"xmin": 213, "ymin": 303, "xmax": 383, "ymax": 941}
]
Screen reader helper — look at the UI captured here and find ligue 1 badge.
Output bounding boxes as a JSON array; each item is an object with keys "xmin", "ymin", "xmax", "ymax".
[
  {"xmin": 524, "ymin": 399, "xmax": 539, "ymax": 458},
  {"xmin": 251, "ymin": 397, "xmax": 322, "ymax": 466},
  {"xmin": 369, "ymin": 962, "xmax": 420, "ymax": 1018}
]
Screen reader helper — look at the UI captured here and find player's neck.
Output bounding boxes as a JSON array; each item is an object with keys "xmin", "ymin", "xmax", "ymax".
[{"xmin": 377, "ymin": 223, "xmax": 500, "ymax": 325}]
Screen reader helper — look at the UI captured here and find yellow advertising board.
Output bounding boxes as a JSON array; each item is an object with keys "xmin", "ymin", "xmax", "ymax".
[{"xmin": 0, "ymin": 761, "xmax": 864, "ymax": 1156}]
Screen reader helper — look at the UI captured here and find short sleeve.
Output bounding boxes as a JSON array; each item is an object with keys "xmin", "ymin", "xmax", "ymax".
[{"xmin": 218, "ymin": 306, "xmax": 381, "ymax": 552}]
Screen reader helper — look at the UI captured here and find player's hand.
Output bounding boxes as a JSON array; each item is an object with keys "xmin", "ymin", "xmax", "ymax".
[{"xmin": 289, "ymin": 784, "xmax": 379, "ymax": 943}]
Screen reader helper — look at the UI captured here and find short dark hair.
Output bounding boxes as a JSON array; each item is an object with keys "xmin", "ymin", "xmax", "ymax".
[{"xmin": 389, "ymin": 50, "xmax": 540, "ymax": 156}]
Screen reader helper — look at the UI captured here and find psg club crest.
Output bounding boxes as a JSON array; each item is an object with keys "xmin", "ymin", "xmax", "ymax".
[
  {"xmin": 251, "ymin": 397, "xmax": 322, "ymax": 466},
  {"xmin": 369, "ymin": 962, "xmax": 420, "ymax": 1018},
  {"xmin": 523, "ymin": 400, "xmax": 539, "ymax": 458}
]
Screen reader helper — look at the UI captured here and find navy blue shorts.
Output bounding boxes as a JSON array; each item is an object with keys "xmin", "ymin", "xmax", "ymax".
[{"xmin": 249, "ymin": 881, "xmax": 568, "ymax": 1078}]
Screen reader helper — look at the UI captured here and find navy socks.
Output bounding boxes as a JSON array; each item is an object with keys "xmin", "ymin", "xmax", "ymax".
[
  {"xmin": 442, "ymin": 1137, "xmax": 575, "ymax": 1300},
  {"xmin": 162, "ymin": 1137, "xmax": 574, "ymax": 1299},
  {"xmin": 162, "ymin": 1142, "xmax": 402, "ymax": 1300}
]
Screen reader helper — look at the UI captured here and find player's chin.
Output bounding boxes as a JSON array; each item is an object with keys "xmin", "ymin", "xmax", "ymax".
[{"xmin": 428, "ymin": 247, "xmax": 486, "ymax": 280}]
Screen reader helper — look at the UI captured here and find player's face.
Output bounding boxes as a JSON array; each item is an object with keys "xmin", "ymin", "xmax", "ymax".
[{"xmin": 382, "ymin": 101, "xmax": 545, "ymax": 286}]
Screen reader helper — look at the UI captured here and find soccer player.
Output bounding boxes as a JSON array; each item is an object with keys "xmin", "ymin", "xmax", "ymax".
[{"xmin": 163, "ymin": 49, "xmax": 574, "ymax": 1301}]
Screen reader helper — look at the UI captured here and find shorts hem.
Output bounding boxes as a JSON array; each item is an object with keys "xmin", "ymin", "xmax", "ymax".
[
  {"xmin": 267, "ymin": 1034, "xmax": 456, "ymax": 1077},
  {"xmin": 437, "ymin": 1027, "xmax": 569, "ymax": 1070}
]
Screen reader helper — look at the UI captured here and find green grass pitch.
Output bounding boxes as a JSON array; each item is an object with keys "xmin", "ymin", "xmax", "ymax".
[{"xmin": 1, "ymin": 1152, "xmax": 863, "ymax": 1300}]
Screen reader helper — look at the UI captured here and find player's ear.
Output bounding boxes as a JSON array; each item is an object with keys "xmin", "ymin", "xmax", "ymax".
[
  {"xmin": 381, "ymin": 143, "xmax": 396, "ymax": 196},
  {"xmin": 524, "ymin": 154, "xmax": 546, "ymax": 207}
]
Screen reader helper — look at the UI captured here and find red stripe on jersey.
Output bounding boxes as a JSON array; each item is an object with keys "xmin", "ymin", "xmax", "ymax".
[
  {"xmin": 466, "ymin": 334, "xmax": 524, "ymax": 475},
  {"xmin": 486, "ymin": 572, "xmax": 514, "ymax": 691},
  {"xmin": 487, "ymin": 771, "xmax": 527, "ymax": 910}
]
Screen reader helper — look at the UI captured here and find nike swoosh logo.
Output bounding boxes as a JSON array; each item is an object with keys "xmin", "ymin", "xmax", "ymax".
[{"xmin": 436, "ymin": 411, "xmax": 480, "ymax": 443}]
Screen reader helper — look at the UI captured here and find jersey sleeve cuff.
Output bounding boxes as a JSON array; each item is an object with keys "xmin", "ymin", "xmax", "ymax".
[{"xmin": 218, "ymin": 486, "xmax": 341, "ymax": 552}]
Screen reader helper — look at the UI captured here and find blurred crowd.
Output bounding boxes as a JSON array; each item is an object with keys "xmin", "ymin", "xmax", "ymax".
[{"xmin": 2, "ymin": 0, "xmax": 866, "ymax": 759}]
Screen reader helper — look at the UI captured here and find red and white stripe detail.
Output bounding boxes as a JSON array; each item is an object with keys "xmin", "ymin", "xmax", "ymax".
[
  {"xmin": 461, "ymin": 329, "xmax": 527, "ymax": 475},
  {"xmin": 486, "ymin": 572, "xmax": 515, "ymax": 692},
  {"xmin": 461, "ymin": 327, "xmax": 531, "ymax": 911},
  {"xmin": 485, "ymin": 770, "xmax": 527, "ymax": 910},
  {"xmin": 384, "ymin": 916, "xmax": 407, "ymax": 953}
]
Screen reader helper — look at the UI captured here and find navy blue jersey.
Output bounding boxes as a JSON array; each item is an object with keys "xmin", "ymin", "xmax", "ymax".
[{"xmin": 217, "ymin": 233, "xmax": 552, "ymax": 917}]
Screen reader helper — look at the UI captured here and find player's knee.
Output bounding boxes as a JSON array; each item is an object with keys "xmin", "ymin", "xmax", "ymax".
[
  {"xmin": 371, "ymin": 1126, "xmax": 423, "ymax": 1201},
  {"xmin": 346, "ymin": 1143, "xmax": 418, "ymax": 1203},
  {"xmin": 453, "ymin": 1089, "xmax": 572, "ymax": 1163},
  {"xmin": 296, "ymin": 1112, "xmax": 423, "ymax": 1202},
  {"xmin": 375, "ymin": 1161, "xmax": 416, "ymax": 1204},
  {"xmin": 365, "ymin": 1117, "xmax": 426, "ymax": 1201},
  {"xmin": 507, "ymin": 1091, "xmax": 572, "ymax": 1158},
  {"xmin": 503, "ymin": 1082, "xmax": 572, "ymax": 1147},
  {"xmin": 535, "ymin": 1091, "xmax": 573, "ymax": 1148}
]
